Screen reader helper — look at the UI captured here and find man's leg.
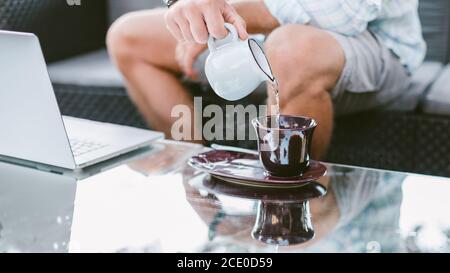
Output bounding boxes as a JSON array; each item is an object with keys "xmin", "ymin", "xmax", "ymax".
[
  {"xmin": 265, "ymin": 24, "xmax": 346, "ymax": 159},
  {"xmin": 107, "ymin": 9, "xmax": 197, "ymax": 139}
]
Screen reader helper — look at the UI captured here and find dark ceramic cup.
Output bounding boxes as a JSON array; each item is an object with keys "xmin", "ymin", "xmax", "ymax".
[{"xmin": 252, "ymin": 115, "xmax": 317, "ymax": 178}]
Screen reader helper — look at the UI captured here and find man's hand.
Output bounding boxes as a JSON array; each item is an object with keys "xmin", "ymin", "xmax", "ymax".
[
  {"xmin": 165, "ymin": 0, "xmax": 248, "ymax": 44},
  {"xmin": 175, "ymin": 42, "xmax": 207, "ymax": 79}
]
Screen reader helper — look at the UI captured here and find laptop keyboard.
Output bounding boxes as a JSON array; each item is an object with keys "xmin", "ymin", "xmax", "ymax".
[{"xmin": 69, "ymin": 138, "xmax": 108, "ymax": 157}]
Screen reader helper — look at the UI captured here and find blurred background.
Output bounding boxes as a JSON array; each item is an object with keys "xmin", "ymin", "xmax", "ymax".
[{"xmin": 0, "ymin": 0, "xmax": 449, "ymax": 177}]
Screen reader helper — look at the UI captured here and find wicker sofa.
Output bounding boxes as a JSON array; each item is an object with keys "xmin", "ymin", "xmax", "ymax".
[{"xmin": 1, "ymin": 0, "xmax": 449, "ymax": 177}]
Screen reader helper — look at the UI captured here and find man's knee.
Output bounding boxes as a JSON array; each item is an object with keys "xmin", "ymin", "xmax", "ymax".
[
  {"xmin": 265, "ymin": 24, "xmax": 331, "ymax": 64},
  {"xmin": 107, "ymin": 14, "xmax": 138, "ymax": 67},
  {"xmin": 107, "ymin": 10, "xmax": 166, "ymax": 67},
  {"xmin": 265, "ymin": 24, "xmax": 345, "ymax": 100}
]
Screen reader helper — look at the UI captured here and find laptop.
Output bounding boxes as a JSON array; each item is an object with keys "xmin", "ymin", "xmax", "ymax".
[{"xmin": 0, "ymin": 30, "xmax": 164, "ymax": 171}]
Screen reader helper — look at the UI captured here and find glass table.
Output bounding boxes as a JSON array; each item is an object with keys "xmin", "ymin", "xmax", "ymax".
[{"xmin": 0, "ymin": 140, "xmax": 449, "ymax": 253}]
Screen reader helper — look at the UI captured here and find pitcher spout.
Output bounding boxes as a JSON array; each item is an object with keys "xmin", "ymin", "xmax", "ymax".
[{"xmin": 248, "ymin": 39, "xmax": 275, "ymax": 84}]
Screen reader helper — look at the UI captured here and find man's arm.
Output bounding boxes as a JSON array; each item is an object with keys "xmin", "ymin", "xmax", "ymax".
[
  {"xmin": 263, "ymin": 0, "xmax": 382, "ymax": 36},
  {"xmin": 230, "ymin": 0, "xmax": 280, "ymax": 35}
]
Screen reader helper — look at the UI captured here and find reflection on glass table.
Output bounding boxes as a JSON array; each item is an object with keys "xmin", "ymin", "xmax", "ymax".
[
  {"xmin": 0, "ymin": 161, "xmax": 76, "ymax": 252},
  {"xmin": 0, "ymin": 140, "xmax": 449, "ymax": 253},
  {"xmin": 187, "ymin": 173, "xmax": 327, "ymax": 246}
]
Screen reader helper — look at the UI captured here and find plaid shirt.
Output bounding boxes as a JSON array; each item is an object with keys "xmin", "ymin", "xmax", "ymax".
[{"xmin": 264, "ymin": 0, "xmax": 426, "ymax": 72}]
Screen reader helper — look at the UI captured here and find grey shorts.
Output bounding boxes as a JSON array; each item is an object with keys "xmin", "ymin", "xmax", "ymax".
[
  {"xmin": 192, "ymin": 30, "xmax": 410, "ymax": 116},
  {"xmin": 328, "ymin": 30, "xmax": 411, "ymax": 116}
]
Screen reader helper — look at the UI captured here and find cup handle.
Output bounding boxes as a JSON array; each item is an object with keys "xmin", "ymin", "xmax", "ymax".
[{"xmin": 207, "ymin": 23, "xmax": 239, "ymax": 52}]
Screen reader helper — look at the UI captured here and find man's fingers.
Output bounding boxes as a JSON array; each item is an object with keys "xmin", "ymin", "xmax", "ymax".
[
  {"xmin": 166, "ymin": 19, "xmax": 184, "ymax": 42},
  {"xmin": 203, "ymin": 7, "xmax": 227, "ymax": 39},
  {"xmin": 175, "ymin": 42, "xmax": 196, "ymax": 79},
  {"xmin": 185, "ymin": 49, "xmax": 199, "ymax": 79},
  {"xmin": 187, "ymin": 11, "xmax": 209, "ymax": 44},
  {"xmin": 234, "ymin": 18, "xmax": 248, "ymax": 40},
  {"xmin": 176, "ymin": 18, "xmax": 195, "ymax": 42},
  {"xmin": 175, "ymin": 43, "xmax": 185, "ymax": 68},
  {"xmin": 183, "ymin": 54, "xmax": 197, "ymax": 79},
  {"xmin": 223, "ymin": 5, "xmax": 248, "ymax": 40}
]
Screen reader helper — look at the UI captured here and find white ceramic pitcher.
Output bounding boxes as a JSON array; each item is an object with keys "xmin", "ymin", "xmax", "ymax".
[{"xmin": 205, "ymin": 23, "xmax": 275, "ymax": 101}]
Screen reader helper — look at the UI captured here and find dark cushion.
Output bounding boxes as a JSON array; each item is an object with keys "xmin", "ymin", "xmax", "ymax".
[
  {"xmin": 422, "ymin": 64, "xmax": 450, "ymax": 115},
  {"xmin": 418, "ymin": 0, "xmax": 450, "ymax": 63},
  {"xmin": 108, "ymin": 0, "xmax": 163, "ymax": 25},
  {"xmin": 0, "ymin": 0, "xmax": 108, "ymax": 62}
]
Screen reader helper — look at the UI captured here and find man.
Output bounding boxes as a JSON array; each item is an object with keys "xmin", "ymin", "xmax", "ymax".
[{"xmin": 107, "ymin": 0, "xmax": 425, "ymax": 159}]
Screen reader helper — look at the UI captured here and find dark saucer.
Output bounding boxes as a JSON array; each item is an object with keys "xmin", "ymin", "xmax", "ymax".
[
  {"xmin": 188, "ymin": 150, "xmax": 327, "ymax": 188},
  {"xmin": 188, "ymin": 173, "xmax": 327, "ymax": 203}
]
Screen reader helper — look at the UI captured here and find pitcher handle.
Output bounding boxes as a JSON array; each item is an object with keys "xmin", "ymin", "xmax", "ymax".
[{"xmin": 207, "ymin": 23, "xmax": 239, "ymax": 52}]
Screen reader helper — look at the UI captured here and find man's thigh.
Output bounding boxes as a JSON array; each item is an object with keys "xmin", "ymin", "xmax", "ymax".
[
  {"xmin": 110, "ymin": 8, "xmax": 181, "ymax": 72},
  {"xmin": 329, "ymin": 30, "xmax": 411, "ymax": 116}
]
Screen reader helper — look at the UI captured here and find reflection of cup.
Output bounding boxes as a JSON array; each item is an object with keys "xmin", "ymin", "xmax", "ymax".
[
  {"xmin": 252, "ymin": 115, "xmax": 317, "ymax": 177},
  {"xmin": 252, "ymin": 201, "xmax": 314, "ymax": 246}
]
